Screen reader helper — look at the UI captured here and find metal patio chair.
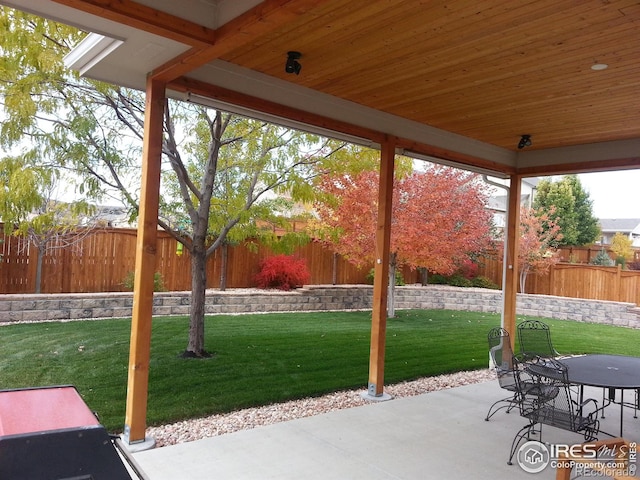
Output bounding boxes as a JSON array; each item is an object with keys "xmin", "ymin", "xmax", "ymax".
[
  {"xmin": 517, "ymin": 319, "xmax": 560, "ymax": 358},
  {"xmin": 485, "ymin": 327, "xmax": 519, "ymax": 421},
  {"xmin": 508, "ymin": 356, "xmax": 600, "ymax": 465}
]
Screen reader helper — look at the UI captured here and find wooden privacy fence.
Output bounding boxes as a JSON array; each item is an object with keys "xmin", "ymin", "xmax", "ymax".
[
  {"xmin": 2, "ymin": 226, "xmax": 639, "ymax": 306},
  {"xmin": 1, "ymin": 226, "xmax": 407, "ymax": 294},
  {"xmin": 477, "ymin": 250, "xmax": 640, "ymax": 306}
]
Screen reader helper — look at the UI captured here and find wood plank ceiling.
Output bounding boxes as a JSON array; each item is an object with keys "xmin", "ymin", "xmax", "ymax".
[{"xmin": 217, "ymin": 0, "xmax": 640, "ymax": 151}]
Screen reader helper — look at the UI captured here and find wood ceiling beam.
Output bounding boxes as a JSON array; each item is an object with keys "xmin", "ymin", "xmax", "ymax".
[
  {"xmin": 51, "ymin": 0, "xmax": 216, "ymax": 47},
  {"xmin": 151, "ymin": 0, "xmax": 329, "ymax": 82},
  {"xmin": 168, "ymin": 76, "xmax": 387, "ymax": 145},
  {"xmin": 397, "ymin": 138, "xmax": 516, "ymax": 177}
]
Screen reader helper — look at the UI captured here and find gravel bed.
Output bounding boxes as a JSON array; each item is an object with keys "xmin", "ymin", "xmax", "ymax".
[{"xmin": 147, "ymin": 369, "xmax": 494, "ymax": 447}]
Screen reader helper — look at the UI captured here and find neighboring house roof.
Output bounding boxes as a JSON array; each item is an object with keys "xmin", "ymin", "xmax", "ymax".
[
  {"xmin": 89, "ymin": 205, "xmax": 135, "ymax": 228},
  {"xmin": 522, "ymin": 177, "xmax": 541, "ymax": 189},
  {"xmin": 486, "ymin": 194, "xmax": 531, "ymax": 213},
  {"xmin": 485, "ymin": 176, "xmax": 540, "ymax": 214},
  {"xmin": 598, "ymin": 218, "xmax": 640, "ymax": 234}
]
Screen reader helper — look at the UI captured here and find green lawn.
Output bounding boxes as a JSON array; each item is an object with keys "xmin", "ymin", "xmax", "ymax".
[{"xmin": 1, "ymin": 309, "xmax": 638, "ymax": 432}]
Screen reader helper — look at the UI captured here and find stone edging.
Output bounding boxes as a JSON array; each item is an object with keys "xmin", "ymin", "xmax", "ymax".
[{"xmin": 0, "ymin": 285, "xmax": 638, "ymax": 328}]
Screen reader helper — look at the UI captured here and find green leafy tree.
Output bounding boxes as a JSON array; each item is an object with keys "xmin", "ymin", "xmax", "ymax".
[
  {"xmin": 0, "ymin": 156, "xmax": 48, "ymax": 226},
  {"xmin": 0, "ymin": 8, "xmax": 351, "ymax": 356},
  {"xmin": 0, "ymin": 156, "xmax": 93, "ymax": 292},
  {"xmin": 533, "ymin": 175, "xmax": 599, "ymax": 246}
]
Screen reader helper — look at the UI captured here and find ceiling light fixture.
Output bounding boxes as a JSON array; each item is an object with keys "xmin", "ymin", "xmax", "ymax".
[
  {"xmin": 591, "ymin": 63, "xmax": 608, "ymax": 71},
  {"xmin": 285, "ymin": 51, "xmax": 302, "ymax": 75},
  {"xmin": 517, "ymin": 134, "xmax": 532, "ymax": 149}
]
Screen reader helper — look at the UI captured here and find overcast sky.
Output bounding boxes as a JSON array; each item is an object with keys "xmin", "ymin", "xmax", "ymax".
[{"xmin": 577, "ymin": 170, "xmax": 640, "ymax": 220}]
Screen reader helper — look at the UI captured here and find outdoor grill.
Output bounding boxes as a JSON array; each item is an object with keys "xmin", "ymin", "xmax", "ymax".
[{"xmin": 0, "ymin": 385, "xmax": 141, "ymax": 479}]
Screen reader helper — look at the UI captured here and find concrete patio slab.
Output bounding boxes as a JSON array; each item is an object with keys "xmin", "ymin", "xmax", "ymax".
[{"xmin": 134, "ymin": 380, "xmax": 640, "ymax": 479}]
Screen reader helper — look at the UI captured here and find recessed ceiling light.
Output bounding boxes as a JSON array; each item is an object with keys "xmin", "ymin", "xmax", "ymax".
[{"xmin": 591, "ymin": 63, "xmax": 608, "ymax": 71}]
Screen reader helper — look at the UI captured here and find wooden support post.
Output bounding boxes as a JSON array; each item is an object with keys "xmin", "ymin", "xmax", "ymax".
[
  {"xmin": 123, "ymin": 78, "xmax": 165, "ymax": 445},
  {"xmin": 367, "ymin": 136, "xmax": 396, "ymax": 397},
  {"xmin": 503, "ymin": 174, "xmax": 522, "ymax": 349}
]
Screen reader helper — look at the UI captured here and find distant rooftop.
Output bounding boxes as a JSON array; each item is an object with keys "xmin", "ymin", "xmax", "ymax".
[
  {"xmin": 598, "ymin": 218, "xmax": 640, "ymax": 232},
  {"xmin": 486, "ymin": 194, "xmax": 531, "ymax": 212}
]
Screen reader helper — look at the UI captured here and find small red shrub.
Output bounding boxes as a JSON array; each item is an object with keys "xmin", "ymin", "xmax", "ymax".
[
  {"xmin": 459, "ymin": 258, "xmax": 479, "ymax": 280},
  {"xmin": 254, "ymin": 255, "xmax": 311, "ymax": 291}
]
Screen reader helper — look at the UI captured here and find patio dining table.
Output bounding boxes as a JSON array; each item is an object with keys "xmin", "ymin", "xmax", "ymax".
[{"xmin": 553, "ymin": 354, "xmax": 640, "ymax": 437}]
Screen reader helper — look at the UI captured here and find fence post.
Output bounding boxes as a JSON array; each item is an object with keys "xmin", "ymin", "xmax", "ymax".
[{"xmin": 332, "ymin": 252, "xmax": 338, "ymax": 285}]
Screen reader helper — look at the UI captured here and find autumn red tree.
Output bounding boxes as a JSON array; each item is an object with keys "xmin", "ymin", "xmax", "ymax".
[
  {"xmin": 312, "ymin": 165, "xmax": 494, "ymax": 315},
  {"xmin": 517, "ymin": 207, "xmax": 563, "ymax": 293}
]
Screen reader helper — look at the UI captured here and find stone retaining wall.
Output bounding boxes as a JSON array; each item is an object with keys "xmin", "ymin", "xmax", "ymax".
[{"xmin": 1, "ymin": 285, "xmax": 638, "ymax": 328}]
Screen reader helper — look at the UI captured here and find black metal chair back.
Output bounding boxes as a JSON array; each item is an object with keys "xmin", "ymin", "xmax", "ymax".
[
  {"xmin": 485, "ymin": 327, "xmax": 518, "ymax": 420},
  {"xmin": 489, "ymin": 327, "xmax": 516, "ymax": 390},
  {"xmin": 517, "ymin": 319, "xmax": 559, "ymax": 357}
]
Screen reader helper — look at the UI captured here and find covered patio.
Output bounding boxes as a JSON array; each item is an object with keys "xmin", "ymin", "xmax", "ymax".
[
  {"xmin": 3, "ymin": 2, "xmax": 640, "ymax": 473},
  {"xmin": 133, "ymin": 379, "xmax": 640, "ymax": 479}
]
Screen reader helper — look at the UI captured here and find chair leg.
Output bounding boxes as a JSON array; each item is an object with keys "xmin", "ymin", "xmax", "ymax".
[
  {"xmin": 485, "ymin": 393, "xmax": 518, "ymax": 421},
  {"xmin": 508, "ymin": 422, "xmax": 536, "ymax": 465},
  {"xmin": 583, "ymin": 420, "xmax": 600, "ymax": 442}
]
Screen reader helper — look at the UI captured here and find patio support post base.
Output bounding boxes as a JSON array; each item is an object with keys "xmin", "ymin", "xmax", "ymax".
[
  {"xmin": 360, "ymin": 384, "xmax": 393, "ymax": 402},
  {"xmin": 119, "ymin": 433, "xmax": 156, "ymax": 452}
]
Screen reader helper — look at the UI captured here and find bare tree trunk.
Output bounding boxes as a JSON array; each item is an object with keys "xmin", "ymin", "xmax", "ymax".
[
  {"xmin": 419, "ymin": 267, "xmax": 428, "ymax": 286},
  {"xmin": 35, "ymin": 244, "xmax": 44, "ymax": 294},
  {"xmin": 185, "ymin": 244, "xmax": 209, "ymax": 357},
  {"xmin": 219, "ymin": 242, "xmax": 228, "ymax": 291},
  {"xmin": 519, "ymin": 266, "xmax": 529, "ymax": 294}
]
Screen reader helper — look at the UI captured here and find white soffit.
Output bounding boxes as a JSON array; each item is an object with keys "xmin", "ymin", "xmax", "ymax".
[
  {"xmin": 74, "ymin": 34, "xmax": 188, "ymax": 90},
  {"xmin": 517, "ymin": 139, "xmax": 640, "ymax": 171},
  {"xmin": 132, "ymin": 0, "xmax": 262, "ymax": 28}
]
